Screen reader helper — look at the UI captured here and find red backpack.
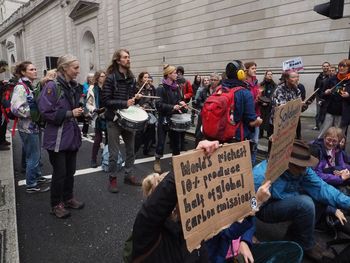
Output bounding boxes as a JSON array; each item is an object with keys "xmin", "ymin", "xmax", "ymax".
[
  {"xmin": 1, "ymin": 80, "xmax": 17, "ymax": 121},
  {"xmin": 201, "ymin": 85, "xmax": 244, "ymax": 142}
]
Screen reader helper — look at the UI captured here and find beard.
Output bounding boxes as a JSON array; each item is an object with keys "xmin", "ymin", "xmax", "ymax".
[{"xmin": 120, "ymin": 62, "xmax": 131, "ymax": 70}]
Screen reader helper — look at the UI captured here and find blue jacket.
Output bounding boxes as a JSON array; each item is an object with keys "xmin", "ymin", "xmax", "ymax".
[
  {"xmin": 221, "ymin": 79, "xmax": 256, "ymax": 140},
  {"xmin": 253, "ymin": 160, "xmax": 350, "ymax": 210}
]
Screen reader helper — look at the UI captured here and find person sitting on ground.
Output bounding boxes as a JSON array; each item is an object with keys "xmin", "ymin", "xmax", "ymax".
[
  {"xmin": 311, "ymin": 126, "xmax": 350, "ymax": 187},
  {"xmin": 131, "ymin": 140, "xmax": 302, "ymax": 263},
  {"xmin": 253, "ymin": 139, "xmax": 350, "ymax": 262}
]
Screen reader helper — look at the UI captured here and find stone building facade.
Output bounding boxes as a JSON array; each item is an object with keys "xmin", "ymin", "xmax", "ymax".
[{"xmin": 0, "ymin": 0, "xmax": 349, "ymax": 96}]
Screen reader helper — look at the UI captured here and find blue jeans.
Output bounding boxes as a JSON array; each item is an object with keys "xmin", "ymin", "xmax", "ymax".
[
  {"xmin": 251, "ymin": 126, "xmax": 259, "ymax": 165},
  {"xmin": 251, "ymin": 241, "xmax": 303, "ymax": 263},
  {"xmin": 256, "ymin": 195, "xmax": 318, "ymax": 250},
  {"xmin": 19, "ymin": 131, "xmax": 42, "ymax": 187}
]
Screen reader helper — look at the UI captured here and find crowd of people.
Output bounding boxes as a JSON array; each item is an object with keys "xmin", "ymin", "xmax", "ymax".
[{"xmin": 1, "ymin": 49, "xmax": 350, "ymax": 262}]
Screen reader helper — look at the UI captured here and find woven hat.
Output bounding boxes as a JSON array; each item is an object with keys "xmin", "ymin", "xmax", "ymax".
[
  {"xmin": 290, "ymin": 139, "xmax": 319, "ymax": 167},
  {"xmin": 163, "ymin": 64, "xmax": 176, "ymax": 77}
]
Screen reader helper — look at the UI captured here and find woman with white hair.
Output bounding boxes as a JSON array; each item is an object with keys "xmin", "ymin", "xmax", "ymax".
[{"xmin": 38, "ymin": 54, "xmax": 85, "ymax": 219}]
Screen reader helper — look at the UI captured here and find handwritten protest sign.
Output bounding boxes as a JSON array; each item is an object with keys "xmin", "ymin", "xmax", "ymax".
[
  {"xmin": 266, "ymin": 99, "xmax": 302, "ymax": 183},
  {"xmin": 172, "ymin": 141, "xmax": 256, "ymax": 252},
  {"xmin": 282, "ymin": 57, "xmax": 304, "ymax": 72}
]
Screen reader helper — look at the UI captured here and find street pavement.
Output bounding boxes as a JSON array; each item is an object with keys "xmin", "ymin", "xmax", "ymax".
[{"xmin": 12, "ymin": 117, "xmax": 350, "ymax": 263}]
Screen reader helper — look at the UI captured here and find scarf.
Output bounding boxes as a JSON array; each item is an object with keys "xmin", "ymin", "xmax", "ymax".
[{"xmin": 162, "ymin": 78, "xmax": 178, "ymax": 91}]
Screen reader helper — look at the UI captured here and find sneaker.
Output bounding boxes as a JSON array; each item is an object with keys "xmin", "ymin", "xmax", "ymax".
[
  {"xmin": 124, "ymin": 175, "xmax": 142, "ymax": 186},
  {"xmin": 65, "ymin": 198, "xmax": 85, "ymax": 209},
  {"xmin": 37, "ymin": 177, "xmax": 51, "ymax": 185},
  {"xmin": 51, "ymin": 202, "xmax": 71, "ymax": 218},
  {"xmin": 26, "ymin": 185, "xmax": 50, "ymax": 193},
  {"xmin": 91, "ymin": 160, "xmax": 98, "ymax": 168},
  {"xmin": 108, "ymin": 177, "xmax": 119, "ymax": 193}
]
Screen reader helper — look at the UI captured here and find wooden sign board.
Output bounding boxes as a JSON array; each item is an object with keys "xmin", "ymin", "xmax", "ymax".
[
  {"xmin": 172, "ymin": 141, "xmax": 256, "ymax": 252},
  {"xmin": 266, "ymin": 98, "xmax": 302, "ymax": 182}
]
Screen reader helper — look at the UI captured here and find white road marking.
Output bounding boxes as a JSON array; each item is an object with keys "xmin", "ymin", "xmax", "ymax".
[{"xmin": 17, "ymin": 153, "xmax": 173, "ymax": 186}]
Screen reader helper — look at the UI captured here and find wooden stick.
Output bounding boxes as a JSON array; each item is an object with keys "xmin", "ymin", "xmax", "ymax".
[
  {"xmin": 186, "ymin": 104, "xmax": 200, "ymax": 113},
  {"xmin": 144, "ymin": 108, "xmax": 156, "ymax": 111},
  {"xmin": 136, "ymin": 81, "xmax": 149, "ymax": 95},
  {"xmin": 140, "ymin": 95, "xmax": 161, "ymax": 99}
]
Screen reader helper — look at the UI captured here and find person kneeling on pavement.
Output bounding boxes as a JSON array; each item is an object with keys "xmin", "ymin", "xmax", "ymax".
[
  {"xmin": 131, "ymin": 140, "xmax": 303, "ymax": 263},
  {"xmin": 253, "ymin": 139, "xmax": 350, "ymax": 262}
]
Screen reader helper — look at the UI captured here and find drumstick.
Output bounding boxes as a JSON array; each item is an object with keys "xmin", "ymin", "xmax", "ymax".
[
  {"xmin": 144, "ymin": 108, "xmax": 156, "ymax": 111},
  {"xmin": 186, "ymin": 104, "xmax": 200, "ymax": 113},
  {"xmin": 140, "ymin": 95, "xmax": 161, "ymax": 99},
  {"xmin": 136, "ymin": 81, "xmax": 149, "ymax": 95}
]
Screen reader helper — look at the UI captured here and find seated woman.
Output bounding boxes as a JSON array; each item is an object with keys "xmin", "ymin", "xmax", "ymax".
[
  {"xmin": 311, "ymin": 126, "xmax": 350, "ymax": 187},
  {"xmin": 131, "ymin": 140, "xmax": 303, "ymax": 263}
]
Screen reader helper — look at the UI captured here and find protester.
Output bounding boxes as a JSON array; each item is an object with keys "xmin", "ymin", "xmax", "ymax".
[
  {"xmin": 132, "ymin": 139, "xmax": 302, "ymax": 262},
  {"xmin": 191, "ymin": 74, "xmax": 201, "ymax": 126},
  {"xmin": 311, "ymin": 126, "xmax": 350, "ymax": 187},
  {"xmin": 253, "ymin": 139, "xmax": 350, "ymax": 261},
  {"xmin": 259, "ymin": 70, "xmax": 276, "ymax": 139},
  {"xmin": 0, "ymin": 60, "xmax": 10, "ymax": 151},
  {"xmin": 134, "ymin": 71, "xmax": 156, "ymax": 156},
  {"xmin": 38, "ymin": 54, "xmax": 85, "ymax": 218},
  {"xmin": 153, "ymin": 64, "xmax": 186, "ymax": 173},
  {"xmin": 85, "ymin": 70, "xmax": 107, "ymax": 168},
  {"xmin": 176, "ymin": 66, "xmax": 193, "ymax": 151},
  {"xmin": 81, "ymin": 72, "xmax": 94, "ymax": 137},
  {"xmin": 313, "ymin": 62, "xmax": 330, "ymax": 131},
  {"xmin": 101, "ymin": 49, "xmax": 142, "ymax": 193},
  {"xmin": 318, "ymin": 59, "xmax": 350, "ymax": 138},
  {"xmin": 10, "ymin": 61, "xmax": 50, "ymax": 194}
]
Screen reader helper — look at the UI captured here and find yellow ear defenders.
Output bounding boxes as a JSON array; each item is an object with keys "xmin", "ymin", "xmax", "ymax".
[{"xmin": 231, "ymin": 60, "xmax": 246, "ymax": 81}]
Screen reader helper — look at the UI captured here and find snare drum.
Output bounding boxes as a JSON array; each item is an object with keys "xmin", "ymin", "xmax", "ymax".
[
  {"xmin": 117, "ymin": 106, "xmax": 149, "ymax": 131},
  {"xmin": 170, "ymin": 114, "xmax": 191, "ymax": 132}
]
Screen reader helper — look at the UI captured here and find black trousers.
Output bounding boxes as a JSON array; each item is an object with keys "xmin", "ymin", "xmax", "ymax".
[
  {"xmin": 0, "ymin": 117, "xmax": 7, "ymax": 143},
  {"xmin": 48, "ymin": 150, "xmax": 77, "ymax": 207}
]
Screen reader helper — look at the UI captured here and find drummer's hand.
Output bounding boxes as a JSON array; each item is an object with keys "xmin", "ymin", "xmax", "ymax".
[
  {"xmin": 179, "ymin": 101, "xmax": 187, "ymax": 107},
  {"xmin": 127, "ymin": 98, "xmax": 135, "ymax": 107},
  {"xmin": 135, "ymin": 94, "xmax": 142, "ymax": 100},
  {"xmin": 173, "ymin": 104, "xmax": 181, "ymax": 111}
]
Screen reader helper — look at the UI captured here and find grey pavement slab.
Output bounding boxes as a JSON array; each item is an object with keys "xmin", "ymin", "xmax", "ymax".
[{"xmin": 0, "ymin": 132, "xmax": 19, "ymax": 263}]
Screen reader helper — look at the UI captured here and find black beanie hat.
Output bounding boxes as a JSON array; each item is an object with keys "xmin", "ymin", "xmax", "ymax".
[{"xmin": 176, "ymin": 66, "xmax": 184, "ymax": 75}]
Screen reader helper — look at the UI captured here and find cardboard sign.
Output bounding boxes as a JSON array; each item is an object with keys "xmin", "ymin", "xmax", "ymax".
[
  {"xmin": 282, "ymin": 57, "xmax": 304, "ymax": 72},
  {"xmin": 265, "ymin": 99, "xmax": 302, "ymax": 182},
  {"xmin": 172, "ymin": 141, "xmax": 256, "ymax": 252}
]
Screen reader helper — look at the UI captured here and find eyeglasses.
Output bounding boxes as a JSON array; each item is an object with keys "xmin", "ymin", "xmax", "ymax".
[
  {"xmin": 338, "ymin": 63, "xmax": 348, "ymax": 68},
  {"xmin": 210, "ymin": 79, "xmax": 219, "ymax": 81},
  {"xmin": 325, "ymin": 137, "xmax": 339, "ymax": 145}
]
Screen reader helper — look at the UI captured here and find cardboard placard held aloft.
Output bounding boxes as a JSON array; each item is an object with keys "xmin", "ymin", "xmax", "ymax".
[
  {"xmin": 172, "ymin": 141, "xmax": 256, "ymax": 252},
  {"xmin": 266, "ymin": 98, "xmax": 302, "ymax": 183}
]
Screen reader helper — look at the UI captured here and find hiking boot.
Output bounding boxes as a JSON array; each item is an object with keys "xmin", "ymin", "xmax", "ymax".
[
  {"xmin": 26, "ymin": 185, "xmax": 50, "ymax": 193},
  {"xmin": 154, "ymin": 159, "xmax": 161, "ymax": 173},
  {"xmin": 0, "ymin": 144, "xmax": 10, "ymax": 151},
  {"xmin": 65, "ymin": 198, "xmax": 85, "ymax": 209},
  {"xmin": 124, "ymin": 175, "xmax": 142, "ymax": 186},
  {"xmin": 108, "ymin": 177, "xmax": 119, "ymax": 193},
  {"xmin": 91, "ymin": 160, "xmax": 98, "ymax": 168},
  {"xmin": 51, "ymin": 202, "xmax": 71, "ymax": 219},
  {"xmin": 37, "ymin": 177, "xmax": 51, "ymax": 185}
]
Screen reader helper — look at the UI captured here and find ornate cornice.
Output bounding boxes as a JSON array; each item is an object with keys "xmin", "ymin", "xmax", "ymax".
[{"xmin": 69, "ymin": 0, "xmax": 99, "ymax": 20}]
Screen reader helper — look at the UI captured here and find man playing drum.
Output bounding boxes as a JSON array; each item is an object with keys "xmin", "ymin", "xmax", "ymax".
[{"xmin": 101, "ymin": 49, "xmax": 142, "ymax": 193}]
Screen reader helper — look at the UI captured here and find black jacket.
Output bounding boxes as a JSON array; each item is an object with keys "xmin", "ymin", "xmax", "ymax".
[
  {"xmin": 101, "ymin": 70, "xmax": 136, "ymax": 121},
  {"xmin": 155, "ymin": 83, "xmax": 183, "ymax": 117},
  {"xmin": 131, "ymin": 172, "xmax": 208, "ymax": 263},
  {"xmin": 320, "ymin": 75, "xmax": 345, "ymax": 116}
]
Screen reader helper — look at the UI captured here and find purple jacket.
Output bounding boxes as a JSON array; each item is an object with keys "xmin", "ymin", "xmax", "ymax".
[
  {"xmin": 312, "ymin": 138, "xmax": 350, "ymax": 185},
  {"xmin": 38, "ymin": 76, "xmax": 82, "ymax": 152}
]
